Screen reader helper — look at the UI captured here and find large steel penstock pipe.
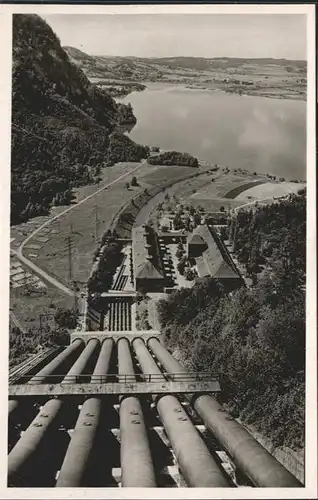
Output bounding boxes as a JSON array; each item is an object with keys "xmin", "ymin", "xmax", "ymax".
[
  {"xmin": 132, "ymin": 338, "xmax": 230, "ymax": 488},
  {"xmin": 8, "ymin": 398, "xmax": 64, "ymax": 486},
  {"xmin": 8, "ymin": 340, "xmax": 98, "ymax": 486},
  {"xmin": 8, "ymin": 339, "xmax": 85, "ymax": 424},
  {"xmin": 28, "ymin": 338, "xmax": 85, "ymax": 384},
  {"xmin": 8, "ymin": 400, "xmax": 19, "ymax": 419},
  {"xmin": 91, "ymin": 338, "xmax": 114, "ymax": 383},
  {"xmin": 147, "ymin": 338, "xmax": 303, "ymax": 488},
  {"xmin": 56, "ymin": 339, "xmax": 114, "ymax": 486},
  {"xmin": 55, "ymin": 397, "xmax": 103, "ymax": 487},
  {"xmin": 118, "ymin": 338, "xmax": 156, "ymax": 487},
  {"xmin": 62, "ymin": 339, "xmax": 99, "ymax": 384}
]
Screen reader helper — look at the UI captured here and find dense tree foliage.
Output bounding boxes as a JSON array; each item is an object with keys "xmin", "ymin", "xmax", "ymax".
[
  {"xmin": 10, "ymin": 325, "xmax": 70, "ymax": 367},
  {"xmin": 230, "ymin": 189, "xmax": 306, "ymax": 285},
  {"xmin": 54, "ymin": 308, "xmax": 79, "ymax": 329},
  {"xmin": 87, "ymin": 237, "xmax": 123, "ymax": 295},
  {"xmin": 158, "ymin": 191, "xmax": 305, "ymax": 449},
  {"xmin": 148, "ymin": 151, "xmax": 199, "ymax": 167},
  {"xmin": 107, "ymin": 132, "xmax": 149, "ymax": 164},
  {"xmin": 11, "ymin": 14, "xmax": 148, "ymax": 224}
]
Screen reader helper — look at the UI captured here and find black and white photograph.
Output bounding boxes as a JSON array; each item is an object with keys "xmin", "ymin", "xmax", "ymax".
[{"xmin": 1, "ymin": 3, "xmax": 316, "ymax": 497}]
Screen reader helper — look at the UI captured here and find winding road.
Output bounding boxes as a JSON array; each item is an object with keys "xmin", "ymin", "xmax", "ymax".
[
  {"xmin": 12, "ymin": 161, "xmax": 280, "ymax": 330},
  {"xmin": 11, "ymin": 162, "xmax": 145, "ymax": 323}
]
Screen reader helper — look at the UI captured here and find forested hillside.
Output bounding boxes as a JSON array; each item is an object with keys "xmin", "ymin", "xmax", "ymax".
[
  {"xmin": 11, "ymin": 14, "xmax": 148, "ymax": 224},
  {"xmin": 158, "ymin": 190, "xmax": 306, "ymax": 450}
]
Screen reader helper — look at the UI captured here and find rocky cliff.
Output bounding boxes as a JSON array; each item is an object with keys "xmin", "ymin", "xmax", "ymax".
[{"xmin": 11, "ymin": 14, "xmax": 148, "ymax": 224}]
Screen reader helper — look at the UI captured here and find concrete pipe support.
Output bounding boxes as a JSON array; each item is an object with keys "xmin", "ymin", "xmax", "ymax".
[
  {"xmin": 148, "ymin": 338, "xmax": 302, "ymax": 488},
  {"xmin": 8, "ymin": 398, "xmax": 64, "ymax": 485},
  {"xmin": 132, "ymin": 338, "xmax": 229, "ymax": 488},
  {"xmin": 118, "ymin": 338, "xmax": 156, "ymax": 487}
]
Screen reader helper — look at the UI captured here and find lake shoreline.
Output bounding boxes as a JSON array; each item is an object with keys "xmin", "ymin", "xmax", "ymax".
[
  {"xmin": 183, "ymin": 84, "xmax": 306, "ymax": 102},
  {"xmin": 120, "ymin": 83, "xmax": 306, "ymax": 181},
  {"xmin": 115, "ymin": 80, "xmax": 306, "ymax": 102}
]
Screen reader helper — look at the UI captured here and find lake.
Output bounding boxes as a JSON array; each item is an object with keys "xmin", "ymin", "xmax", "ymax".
[{"xmin": 120, "ymin": 84, "xmax": 306, "ymax": 181}]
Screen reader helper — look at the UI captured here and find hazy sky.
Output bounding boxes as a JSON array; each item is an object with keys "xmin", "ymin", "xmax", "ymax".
[{"xmin": 43, "ymin": 14, "xmax": 306, "ymax": 60}]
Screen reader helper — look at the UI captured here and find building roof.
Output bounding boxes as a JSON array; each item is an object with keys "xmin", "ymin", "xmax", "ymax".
[
  {"xmin": 132, "ymin": 225, "xmax": 164, "ymax": 281},
  {"xmin": 135, "ymin": 260, "xmax": 164, "ymax": 280},
  {"xmin": 187, "ymin": 232, "xmax": 207, "ymax": 246},
  {"xmin": 189, "ymin": 225, "xmax": 241, "ymax": 280},
  {"xmin": 197, "ymin": 254, "xmax": 240, "ymax": 280}
]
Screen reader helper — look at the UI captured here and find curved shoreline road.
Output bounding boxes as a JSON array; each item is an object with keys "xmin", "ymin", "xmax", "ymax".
[{"xmin": 12, "ymin": 162, "xmax": 145, "ymax": 299}]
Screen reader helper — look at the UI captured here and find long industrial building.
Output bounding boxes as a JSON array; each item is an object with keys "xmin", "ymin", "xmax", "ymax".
[
  {"xmin": 187, "ymin": 224, "xmax": 243, "ymax": 291},
  {"xmin": 132, "ymin": 225, "xmax": 165, "ymax": 292},
  {"xmin": 8, "ymin": 334, "xmax": 303, "ymax": 488}
]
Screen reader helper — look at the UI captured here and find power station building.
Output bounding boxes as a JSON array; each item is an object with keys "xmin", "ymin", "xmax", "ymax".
[
  {"xmin": 131, "ymin": 223, "xmax": 243, "ymax": 294},
  {"xmin": 187, "ymin": 225, "xmax": 243, "ymax": 292},
  {"xmin": 132, "ymin": 225, "xmax": 165, "ymax": 292}
]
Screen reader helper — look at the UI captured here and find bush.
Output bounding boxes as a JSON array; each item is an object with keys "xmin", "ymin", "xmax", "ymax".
[
  {"xmin": 184, "ymin": 268, "xmax": 196, "ymax": 281},
  {"xmin": 147, "ymin": 150, "xmax": 198, "ymax": 167},
  {"xmin": 54, "ymin": 308, "xmax": 79, "ymax": 329},
  {"xmin": 176, "ymin": 248, "xmax": 185, "ymax": 259},
  {"xmin": 131, "ymin": 176, "xmax": 138, "ymax": 186}
]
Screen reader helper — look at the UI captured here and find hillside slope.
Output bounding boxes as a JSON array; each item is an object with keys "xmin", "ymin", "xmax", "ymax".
[
  {"xmin": 159, "ymin": 190, "xmax": 305, "ymax": 450},
  {"xmin": 11, "ymin": 15, "xmax": 148, "ymax": 224},
  {"xmin": 64, "ymin": 47, "xmax": 306, "ymax": 101},
  {"xmin": 64, "ymin": 47, "xmax": 163, "ymax": 81}
]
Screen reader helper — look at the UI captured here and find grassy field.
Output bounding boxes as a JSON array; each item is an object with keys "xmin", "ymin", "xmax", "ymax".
[
  {"xmin": 27, "ymin": 173, "xmax": 145, "ymax": 288},
  {"xmin": 224, "ymin": 180, "xmax": 267, "ymax": 199},
  {"xmin": 190, "ymin": 171, "xmax": 266, "ymax": 198},
  {"xmin": 11, "ymin": 160, "xmax": 295, "ymax": 330},
  {"xmin": 10, "ymin": 162, "xmax": 145, "ymax": 328},
  {"xmin": 10, "ymin": 282, "xmax": 74, "ymax": 333},
  {"xmin": 10, "ymin": 161, "xmax": 214, "ymax": 328},
  {"xmin": 141, "ymin": 169, "xmax": 277, "ymax": 218},
  {"xmin": 20, "ymin": 162, "xmax": 206, "ymax": 291},
  {"xmin": 139, "ymin": 164, "xmax": 200, "ymax": 187},
  {"xmin": 10, "ymin": 163, "xmax": 141, "ymax": 248}
]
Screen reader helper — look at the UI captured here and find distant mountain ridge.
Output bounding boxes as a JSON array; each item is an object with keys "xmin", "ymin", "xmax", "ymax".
[
  {"xmin": 63, "ymin": 47, "xmax": 306, "ymax": 78},
  {"xmin": 64, "ymin": 46, "xmax": 163, "ymax": 81},
  {"xmin": 11, "ymin": 15, "xmax": 148, "ymax": 224}
]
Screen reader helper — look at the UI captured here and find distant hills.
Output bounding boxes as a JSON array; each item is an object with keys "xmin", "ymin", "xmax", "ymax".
[
  {"xmin": 63, "ymin": 46, "xmax": 306, "ymax": 102},
  {"xmin": 63, "ymin": 47, "xmax": 306, "ymax": 81},
  {"xmin": 11, "ymin": 15, "xmax": 148, "ymax": 224},
  {"xmin": 64, "ymin": 46, "xmax": 163, "ymax": 81}
]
